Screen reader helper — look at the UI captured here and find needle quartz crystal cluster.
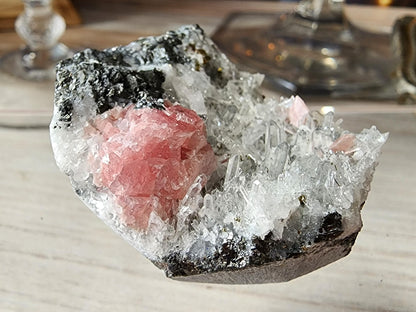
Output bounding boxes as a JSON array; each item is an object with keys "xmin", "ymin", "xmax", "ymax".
[{"xmin": 50, "ymin": 25, "xmax": 387, "ymax": 284}]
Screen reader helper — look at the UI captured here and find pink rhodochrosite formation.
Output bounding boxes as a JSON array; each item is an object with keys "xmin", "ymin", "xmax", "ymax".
[
  {"xmin": 330, "ymin": 133, "xmax": 356, "ymax": 154},
  {"xmin": 87, "ymin": 104, "xmax": 217, "ymax": 229},
  {"xmin": 287, "ymin": 95, "xmax": 309, "ymax": 127}
]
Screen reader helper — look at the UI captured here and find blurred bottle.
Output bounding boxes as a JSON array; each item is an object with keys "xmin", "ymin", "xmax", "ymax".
[{"xmin": 392, "ymin": 16, "xmax": 416, "ymax": 104}]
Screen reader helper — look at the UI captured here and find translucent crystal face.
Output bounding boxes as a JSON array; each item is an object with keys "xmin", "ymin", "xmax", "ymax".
[
  {"xmin": 86, "ymin": 104, "xmax": 217, "ymax": 230},
  {"xmin": 50, "ymin": 25, "xmax": 387, "ymax": 282}
]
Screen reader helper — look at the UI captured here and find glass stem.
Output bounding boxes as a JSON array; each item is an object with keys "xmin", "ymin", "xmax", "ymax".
[
  {"xmin": 17, "ymin": 0, "xmax": 65, "ymax": 50},
  {"xmin": 15, "ymin": 0, "xmax": 67, "ymax": 71}
]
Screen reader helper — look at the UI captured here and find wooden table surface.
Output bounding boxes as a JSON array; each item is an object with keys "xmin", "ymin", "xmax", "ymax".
[{"xmin": 1, "ymin": 1, "xmax": 416, "ymax": 311}]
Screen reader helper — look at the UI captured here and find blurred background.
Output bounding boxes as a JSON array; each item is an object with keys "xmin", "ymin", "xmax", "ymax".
[{"xmin": 71, "ymin": 0, "xmax": 416, "ymax": 7}]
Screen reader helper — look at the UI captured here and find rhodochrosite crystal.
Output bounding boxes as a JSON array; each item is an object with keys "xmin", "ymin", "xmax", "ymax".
[
  {"xmin": 88, "ymin": 104, "xmax": 216, "ymax": 229},
  {"xmin": 50, "ymin": 25, "xmax": 387, "ymax": 284}
]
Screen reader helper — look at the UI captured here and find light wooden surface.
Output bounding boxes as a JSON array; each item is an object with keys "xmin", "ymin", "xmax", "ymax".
[{"xmin": 1, "ymin": 1, "xmax": 416, "ymax": 311}]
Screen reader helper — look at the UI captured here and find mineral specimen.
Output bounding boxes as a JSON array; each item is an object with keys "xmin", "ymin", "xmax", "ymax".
[{"xmin": 50, "ymin": 25, "xmax": 388, "ymax": 284}]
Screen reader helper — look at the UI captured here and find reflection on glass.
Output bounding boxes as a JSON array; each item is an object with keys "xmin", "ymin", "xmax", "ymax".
[{"xmin": 213, "ymin": 0, "xmax": 395, "ymax": 99}]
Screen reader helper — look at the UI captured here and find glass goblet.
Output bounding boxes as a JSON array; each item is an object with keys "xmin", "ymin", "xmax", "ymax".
[
  {"xmin": 213, "ymin": 0, "xmax": 395, "ymax": 99},
  {"xmin": 1, "ymin": 0, "xmax": 72, "ymax": 81}
]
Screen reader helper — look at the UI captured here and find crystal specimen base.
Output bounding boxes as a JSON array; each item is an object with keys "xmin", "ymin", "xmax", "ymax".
[
  {"xmin": 172, "ymin": 232, "xmax": 358, "ymax": 284},
  {"xmin": 212, "ymin": 12, "xmax": 396, "ymax": 99}
]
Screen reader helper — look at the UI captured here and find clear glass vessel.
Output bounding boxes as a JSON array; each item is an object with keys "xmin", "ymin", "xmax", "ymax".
[
  {"xmin": 1, "ymin": 0, "xmax": 72, "ymax": 81},
  {"xmin": 212, "ymin": 0, "xmax": 395, "ymax": 99}
]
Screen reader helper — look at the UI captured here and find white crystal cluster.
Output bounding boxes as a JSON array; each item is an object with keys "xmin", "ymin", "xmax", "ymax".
[
  {"xmin": 143, "ymin": 96, "xmax": 387, "ymax": 261},
  {"xmin": 50, "ymin": 25, "xmax": 387, "ymax": 266}
]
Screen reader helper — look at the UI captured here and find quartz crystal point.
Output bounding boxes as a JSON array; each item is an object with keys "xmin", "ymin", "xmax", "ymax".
[{"xmin": 50, "ymin": 25, "xmax": 388, "ymax": 284}]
